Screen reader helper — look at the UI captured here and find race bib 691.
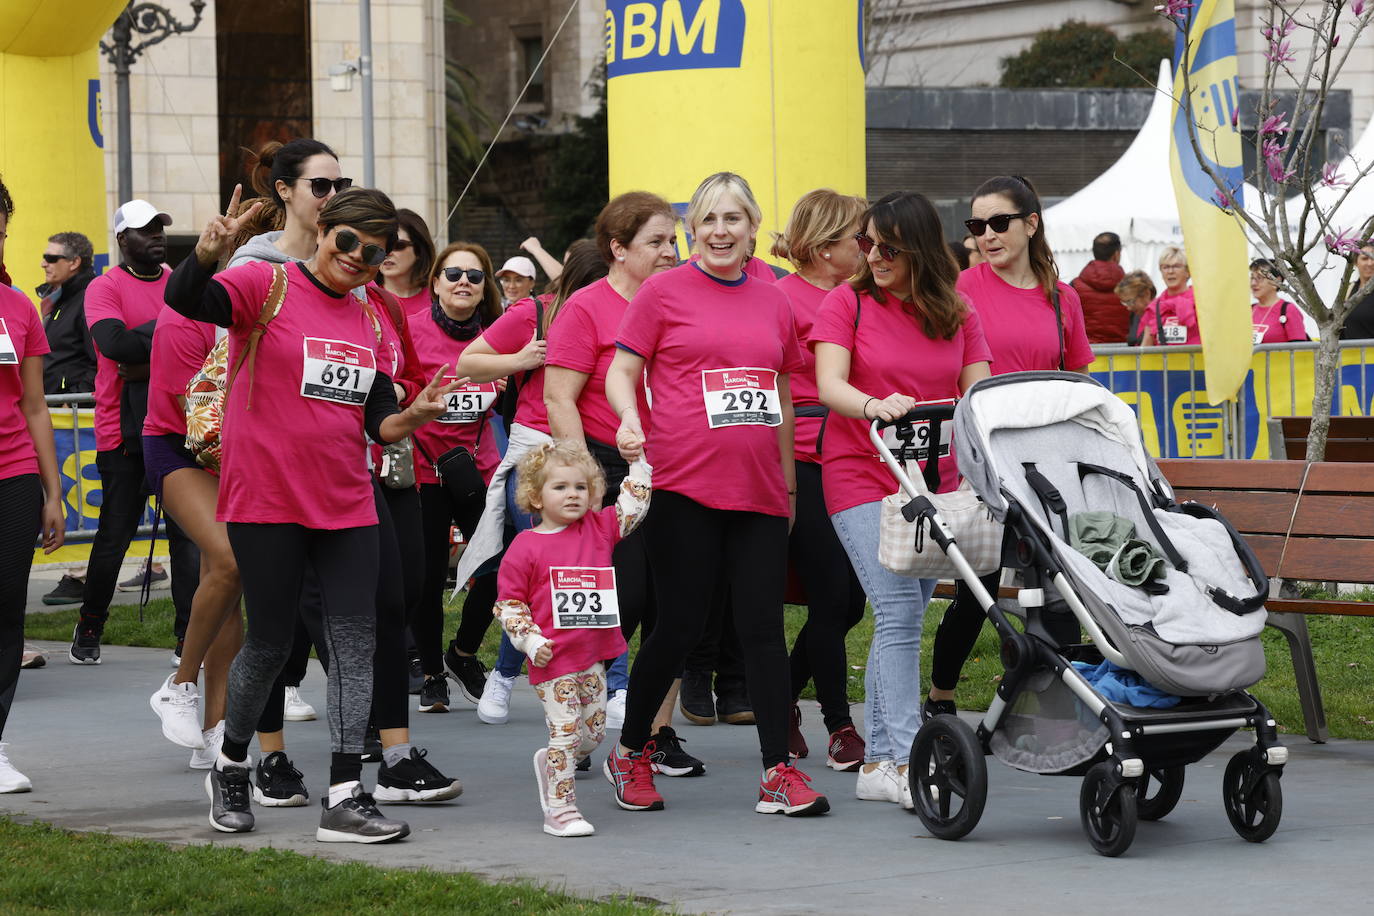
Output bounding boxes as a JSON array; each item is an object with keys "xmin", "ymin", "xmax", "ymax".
[{"xmin": 301, "ymin": 337, "xmax": 377, "ymax": 405}]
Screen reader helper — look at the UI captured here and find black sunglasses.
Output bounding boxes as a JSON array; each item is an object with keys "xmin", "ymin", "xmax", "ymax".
[
  {"xmin": 854, "ymin": 232, "xmax": 907, "ymax": 262},
  {"xmin": 333, "ymin": 229, "xmax": 388, "ymax": 267},
  {"xmin": 391, "ymin": 239, "xmax": 413, "ymax": 252},
  {"xmin": 442, "ymin": 266, "xmax": 485, "ymax": 284},
  {"xmin": 42, "ymin": 253, "xmax": 72, "ymax": 264},
  {"xmin": 964, "ymin": 212, "xmax": 1031, "ymax": 236},
  {"xmin": 294, "ymin": 176, "xmax": 353, "ymax": 199}
]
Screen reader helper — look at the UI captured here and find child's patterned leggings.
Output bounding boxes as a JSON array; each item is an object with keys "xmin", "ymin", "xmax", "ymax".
[{"xmin": 534, "ymin": 663, "xmax": 607, "ymax": 808}]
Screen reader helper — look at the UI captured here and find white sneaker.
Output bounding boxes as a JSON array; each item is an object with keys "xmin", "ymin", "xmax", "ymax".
[
  {"xmin": 606, "ymin": 690, "xmax": 626, "ymax": 731},
  {"xmin": 0, "ymin": 743, "xmax": 32, "ymax": 793},
  {"xmin": 190, "ymin": 722, "xmax": 225, "ymax": 769},
  {"xmin": 897, "ymin": 764, "xmax": 915, "ymax": 810},
  {"xmin": 284, "ymin": 687, "xmax": 316, "ymax": 721},
  {"xmin": 150, "ymin": 674, "xmax": 206, "ymax": 749},
  {"xmin": 855, "ymin": 760, "xmax": 902, "ymax": 804},
  {"xmin": 476, "ymin": 672, "xmax": 516, "ymax": 724}
]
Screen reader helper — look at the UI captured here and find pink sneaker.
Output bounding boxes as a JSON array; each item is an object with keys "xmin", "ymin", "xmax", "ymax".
[
  {"xmin": 826, "ymin": 724, "xmax": 865, "ymax": 772},
  {"xmin": 603, "ymin": 741, "xmax": 664, "ymax": 811},
  {"xmin": 756, "ymin": 762, "xmax": 830, "ymax": 817}
]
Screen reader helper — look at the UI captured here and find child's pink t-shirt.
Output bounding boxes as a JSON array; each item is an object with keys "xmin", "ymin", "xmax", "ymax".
[
  {"xmin": 84, "ymin": 266, "xmax": 167, "ymax": 451},
  {"xmin": 212, "ymin": 261, "xmax": 383, "ymax": 529},
  {"xmin": 0, "ymin": 286, "xmax": 50, "ymax": 481},
  {"xmin": 479, "ymin": 296, "xmax": 550, "ymax": 434},
  {"xmin": 616, "ymin": 263, "xmax": 804, "ymax": 518},
  {"xmin": 545, "ymin": 277, "xmax": 651, "ymax": 446},
  {"xmin": 497, "ymin": 507, "xmax": 629, "ymax": 685},
  {"xmin": 1252, "ymin": 300, "xmax": 1309, "ymax": 344},
  {"xmin": 774, "ymin": 272, "xmax": 826, "ymax": 464},
  {"xmin": 143, "ymin": 304, "xmax": 216, "ymax": 438},
  {"xmin": 811, "ymin": 286, "xmax": 992, "ymax": 515},
  {"xmin": 957, "ymin": 262, "xmax": 1094, "ymax": 371},
  {"xmin": 1139, "ymin": 287, "xmax": 1201, "ymax": 346},
  {"xmin": 408, "ymin": 308, "xmax": 495, "ymax": 486}
]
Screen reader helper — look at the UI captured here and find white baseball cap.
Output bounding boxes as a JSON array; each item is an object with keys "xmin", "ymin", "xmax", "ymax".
[
  {"xmin": 113, "ymin": 199, "xmax": 172, "ymax": 234},
  {"xmin": 496, "ymin": 256, "xmax": 536, "ymax": 279}
]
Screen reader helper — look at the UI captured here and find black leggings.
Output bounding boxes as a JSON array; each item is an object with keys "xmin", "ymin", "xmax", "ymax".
[
  {"xmin": 593, "ymin": 444, "xmax": 656, "ymax": 644},
  {"xmin": 788, "ymin": 460, "xmax": 867, "ymax": 732},
  {"xmin": 417, "ymin": 483, "xmax": 496, "ymax": 670},
  {"xmin": 929, "ymin": 572, "xmax": 999, "ymax": 692},
  {"xmin": 623, "ymin": 490, "xmax": 790, "ymax": 769},
  {"xmin": 223, "ymin": 522, "xmax": 378, "ymax": 786},
  {"xmin": 0, "ymin": 475, "xmax": 41, "ymax": 740}
]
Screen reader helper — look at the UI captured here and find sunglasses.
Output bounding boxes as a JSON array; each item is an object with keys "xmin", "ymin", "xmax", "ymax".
[
  {"xmin": 42, "ymin": 253, "xmax": 72, "ymax": 264},
  {"xmin": 333, "ymin": 229, "xmax": 388, "ymax": 267},
  {"xmin": 964, "ymin": 212, "xmax": 1031, "ymax": 236},
  {"xmin": 391, "ymin": 239, "xmax": 413, "ymax": 252},
  {"xmin": 854, "ymin": 232, "xmax": 907, "ymax": 262},
  {"xmin": 294, "ymin": 176, "xmax": 353, "ymax": 199},
  {"xmin": 442, "ymin": 266, "xmax": 485, "ymax": 284}
]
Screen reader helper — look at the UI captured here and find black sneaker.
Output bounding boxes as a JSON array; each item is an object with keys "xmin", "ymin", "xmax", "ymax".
[
  {"xmin": 444, "ymin": 645, "xmax": 488, "ymax": 703},
  {"xmin": 716, "ymin": 688, "xmax": 755, "ymax": 725},
  {"xmin": 407, "ymin": 655, "xmax": 424, "ymax": 695},
  {"xmin": 920, "ymin": 697, "xmax": 957, "ymax": 725},
  {"xmin": 679, "ymin": 669, "xmax": 716, "ymax": 725},
  {"xmin": 417, "ymin": 675, "xmax": 450, "ymax": 713},
  {"xmin": 374, "ymin": 748, "xmax": 463, "ymax": 803},
  {"xmin": 68, "ymin": 619, "xmax": 103, "ymax": 665},
  {"xmin": 362, "ymin": 724, "xmax": 383, "ymax": 763},
  {"xmin": 317, "ymin": 785, "xmax": 410, "ymax": 844},
  {"xmin": 43, "ymin": 574, "xmax": 86, "ymax": 606},
  {"xmin": 253, "ymin": 751, "xmax": 308, "ymax": 807},
  {"xmin": 575, "ymin": 755, "xmax": 591, "ymax": 773},
  {"xmin": 206, "ymin": 761, "xmax": 254, "ymax": 833},
  {"xmin": 648, "ymin": 726, "xmax": 705, "ymax": 777}
]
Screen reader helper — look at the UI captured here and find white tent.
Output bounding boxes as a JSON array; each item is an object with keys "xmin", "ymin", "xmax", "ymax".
[{"xmin": 1044, "ymin": 59, "xmax": 1181, "ymax": 289}]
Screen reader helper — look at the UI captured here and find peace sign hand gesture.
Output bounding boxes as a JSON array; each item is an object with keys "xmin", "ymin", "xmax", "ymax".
[
  {"xmin": 404, "ymin": 365, "xmax": 467, "ymax": 425},
  {"xmin": 194, "ymin": 183, "xmax": 263, "ymax": 268}
]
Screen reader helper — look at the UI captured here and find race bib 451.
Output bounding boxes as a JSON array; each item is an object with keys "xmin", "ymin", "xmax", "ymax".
[
  {"xmin": 301, "ymin": 337, "xmax": 377, "ymax": 406},
  {"xmin": 702, "ymin": 367, "xmax": 781, "ymax": 428},
  {"xmin": 549, "ymin": 567, "xmax": 620, "ymax": 629},
  {"xmin": 438, "ymin": 380, "xmax": 498, "ymax": 424}
]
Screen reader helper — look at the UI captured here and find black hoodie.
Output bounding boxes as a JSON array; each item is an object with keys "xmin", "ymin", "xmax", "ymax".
[{"xmin": 39, "ymin": 268, "xmax": 99, "ymax": 395}]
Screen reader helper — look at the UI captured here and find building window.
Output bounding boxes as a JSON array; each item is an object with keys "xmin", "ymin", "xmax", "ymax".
[{"xmin": 518, "ymin": 34, "xmax": 545, "ymax": 108}]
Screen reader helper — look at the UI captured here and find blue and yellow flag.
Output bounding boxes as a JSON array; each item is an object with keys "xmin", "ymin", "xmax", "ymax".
[{"xmin": 1169, "ymin": 0, "xmax": 1251, "ymax": 403}]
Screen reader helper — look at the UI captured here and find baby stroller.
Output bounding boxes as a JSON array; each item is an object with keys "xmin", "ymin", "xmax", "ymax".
[{"xmin": 873, "ymin": 371, "xmax": 1287, "ymax": 857}]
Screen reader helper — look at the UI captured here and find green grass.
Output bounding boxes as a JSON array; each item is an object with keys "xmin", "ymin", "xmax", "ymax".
[
  {"xmin": 26, "ymin": 590, "xmax": 1372, "ymax": 740},
  {"xmin": 0, "ymin": 818, "xmax": 658, "ymax": 915}
]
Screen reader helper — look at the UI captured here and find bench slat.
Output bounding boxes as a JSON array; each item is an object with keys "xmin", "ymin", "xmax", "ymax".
[
  {"xmin": 1289, "ymin": 494, "xmax": 1374, "ymax": 537},
  {"xmin": 1170, "ymin": 490, "xmax": 1298, "ymax": 535},
  {"xmin": 1157, "ymin": 459, "xmax": 1306, "ymax": 490},
  {"xmin": 1301, "ymin": 462, "xmax": 1374, "ymax": 495},
  {"xmin": 1266, "ymin": 599, "xmax": 1374, "ymax": 617},
  {"xmin": 1274, "ymin": 537, "xmax": 1374, "ymax": 583}
]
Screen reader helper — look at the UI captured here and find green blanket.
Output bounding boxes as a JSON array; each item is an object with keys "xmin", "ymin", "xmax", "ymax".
[{"xmin": 1068, "ymin": 511, "xmax": 1166, "ymax": 587}]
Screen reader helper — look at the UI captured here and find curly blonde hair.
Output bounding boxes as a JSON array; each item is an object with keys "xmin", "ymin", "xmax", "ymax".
[{"xmin": 514, "ymin": 442, "xmax": 607, "ymax": 516}]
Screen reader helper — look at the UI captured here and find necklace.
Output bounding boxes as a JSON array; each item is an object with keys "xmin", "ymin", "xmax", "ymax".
[{"xmin": 125, "ymin": 264, "xmax": 162, "ymax": 280}]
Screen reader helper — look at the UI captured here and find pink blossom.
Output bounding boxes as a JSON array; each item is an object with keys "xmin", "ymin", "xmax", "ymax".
[
  {"xmin": 1261, "ymin": 138, "xmax": 1286, "ymax": 161},
  {"xmin": 1265, "ymin": 40, "xmax": 1296, "ymax": 64},
  {"xmin": 1259, "ymin": 114, "xmax": 1290, "ymax": 135},
  {"xmin": 1326, "ymin": 229, "xmax": 1364, "ymax": 255},
  {"xmin": 1267, "ymin": 159, "xmax": 1296, "ymax": 184},
  {"xmin": 1321, "ymin": 162, "xmax": 1349, "ymax": 188},
  {"xmin": 1212, "ymin": 187, "xmax": 1236, "ymax": 209},
  {"xmin": 1154, "ymin": 1, "xmax": 1196, "ymax": 22},
  {"xmin": 1333, "ymin": 34, "xmax": 1341, "ymax": 47},
  {"xmin": 1354, "ymin": 1, "xmax": 1367, "ymax": 18},
  {"xmin": 1231, "ymin": 106, "xmax": 1240, "ymax": 129}
]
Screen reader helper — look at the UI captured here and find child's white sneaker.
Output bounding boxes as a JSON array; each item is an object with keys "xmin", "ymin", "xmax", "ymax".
[{"xmin": 543, "ymin": 805, "xmax": 595, "ymax": 837}]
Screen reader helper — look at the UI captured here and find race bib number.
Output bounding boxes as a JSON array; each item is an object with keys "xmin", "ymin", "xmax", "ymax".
[
  {"xmin": 549, "ymin": 567, "xmax": 620, "ymax": 629},
  {"xmin": 702, "ymin": 367, "xmax": 781, "ymax": 428},
  {"xmin": 301, "ymin": 337, "xmax": 376, "ymax": 405},
  {"xmin": 0, "ymin": 318, "xmax": 16, "ymax": 365},
  {"xmin": 880, "ymin": 398, "xmax": 954, "ymax": 463},
  {"xmin": 438, "ymin": 380, "xmax": 498, "ymax": 424},
  {"xmin": 1160, "ymin": 320, "xmax": 1187, "ymax": 345},
  {"xmin": 1252, "ymin": 324, "xmax": 1268, "ymax": 346}
]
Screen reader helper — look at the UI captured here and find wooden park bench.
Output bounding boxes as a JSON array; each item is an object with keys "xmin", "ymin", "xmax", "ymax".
[
  {"xmin": 1157, "ymin": 458, "xmax": 1374, "ymax": 742},
  {"xmin": 1267, "ymin": 415, "xmax": 1374, "ymax": 461}
]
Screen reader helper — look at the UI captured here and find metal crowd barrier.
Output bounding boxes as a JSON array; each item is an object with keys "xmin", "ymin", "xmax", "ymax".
[{"xmin": 44, "ymin": 392, "xmax": 157, "ymax": 543}]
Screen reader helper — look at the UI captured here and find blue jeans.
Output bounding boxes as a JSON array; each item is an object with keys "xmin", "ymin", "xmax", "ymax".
[
  {"xmin": 494, "ymin": 460, "xmax": 537, "ymax": 678},
  {"xmin": 830, "ymin": 500, "xmax": 935, "ymax": 765},
  {"xmin": 606, "ymin": 651, "xmax": 629, "ymax": 693}
]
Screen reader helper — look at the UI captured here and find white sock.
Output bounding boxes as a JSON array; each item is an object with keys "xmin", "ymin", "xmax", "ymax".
[
  {"xmin": 328, "ymin": 780, "xmax": 361, "ymax": 807},
  {"xmin": 216, "ymin": 752, "xmax": 248, "ymax": 771}
]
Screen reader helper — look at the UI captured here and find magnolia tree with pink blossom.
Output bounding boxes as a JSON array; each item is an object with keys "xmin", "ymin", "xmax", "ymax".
[{"xmin": 1163, "ymin": 0, "xmax": 1374, "ymax": 461}]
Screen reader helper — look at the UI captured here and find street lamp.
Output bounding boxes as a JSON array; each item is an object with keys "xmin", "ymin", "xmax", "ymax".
[{"xmin": 99, "ymin": 1, "xmax": 206, "ymax": 206}]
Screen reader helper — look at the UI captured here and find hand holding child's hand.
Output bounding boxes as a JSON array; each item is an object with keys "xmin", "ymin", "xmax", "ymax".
[{"xmin": 533, "ymin": 640, "xmax": 554, "ymax": 666}]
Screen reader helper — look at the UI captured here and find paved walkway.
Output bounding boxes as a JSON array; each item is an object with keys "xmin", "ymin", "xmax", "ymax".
[{"xmin": 5, "ymin": 631, "xmax": 1373, "ymax": 913}]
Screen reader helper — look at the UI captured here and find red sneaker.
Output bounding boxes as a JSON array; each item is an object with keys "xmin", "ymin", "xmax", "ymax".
[
  {"xmin": 756, "ymin": 762, "xmax": 830, "ymax": 816},
  {"xmin": 788, "ymin": 704, "xmax": 809, "ymax": 760},
  {"xmin": 826, "ymin": 724, "xmax": 865, "ymax": 772},
  {"xmin": 603, "ymin": 741, "xmax": 664, "ymax": 811}
]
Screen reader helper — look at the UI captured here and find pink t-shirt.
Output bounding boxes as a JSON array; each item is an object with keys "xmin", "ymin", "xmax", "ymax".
[
  {"xmin": 479, "ymin": 296, "xmax": 550, "ymax": 434},
  {"xmin": 774, "ymin": 273, "xmax": 826, "ymax": 464},
  {"xmin": 393, "ymin": 287, "xmax": 431, "ymax": 316},
  {"xmin": 497, "ymin": 506, "xmax": 630, "ymax": 685},
  {"xmin": 144, "ymin": 305, "xmax": 217, "ymax": 438},
  {"xmin": 617, "ymin": 263, "xmax": 804, "ymax": 517},
  {"xmin": 0, "ymin": 286, "xmax": 50, "ymax": 481},
  {"xmin": 84, "ymin": 266, "xmax": 168, "ymax": 451},
  {"xmin": 1252, "ymin": 300, "xmax": 1308, "ymax": 344},
  {"xmin": 1140, "ymin": 287, "xmax": 1200, "ymax": 346},
  {"xmin": 957, "ymin": 262, "xmax": 1093, "ymax": 372},
  {"xmin": 408, "ymin": 308, "xmax": 495, "ymax": 486},
  {"xmin": 811, "ymin": 286, "xmax": 992, "ymax": 515},
  {"xmin": 212, "ymin": 261, "xmax": 384, "ymax": 529},
  {"xmin": 688, "ymin": 254, "xmax": 779, "ymax": 284},
  {"xmin": 545, "ymin": 277, "xmax": 652, "ymax": 446}
]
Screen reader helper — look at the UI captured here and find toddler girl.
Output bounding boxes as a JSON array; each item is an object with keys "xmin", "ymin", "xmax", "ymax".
[{"xmin": 495, "ymin": 441, "xmax": 651, "ymax": 836}]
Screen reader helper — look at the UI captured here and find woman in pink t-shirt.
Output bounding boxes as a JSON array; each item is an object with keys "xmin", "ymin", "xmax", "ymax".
[
  {"xmin": 1139, "ymin": 247, "xmax": 1200, "ymax": 346},
  {"xmin": 604, "ymin": 172, "xmax": 828, "ymax": 817},
  {"xmin": 769, "ymin": 189, "xmax": 871, "ymax": 771},
  {"xmin": 813, "ymin": 191, "xmax": 991, "ymax": 810},
  {"xmin": 377, "ymin": 209, "xmax": 436, "ymax": 315},
  {"xmin": 167, "ymin": 187, "xmax": 458, "ymax": 841},
  {"xmin": 1250, "ymin": 258, "xmax": 1311, "ymax": 344}
]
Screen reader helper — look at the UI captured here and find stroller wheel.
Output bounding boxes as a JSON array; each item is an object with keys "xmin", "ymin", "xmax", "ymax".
[
  {"xmin": 1222, "ymin": 750, "xmax": 1282, "ymax": 843},
  {"xmin": 1135, "ymin": 766, "xmax": 1185, "ymax": 821},
  {"xmin": 1079, "ymin": 761, "xmax": 1138, "ymax": 857},
  {"xmin": 908, "ymin": 715, "xmax": 987, "ymax": 840}
]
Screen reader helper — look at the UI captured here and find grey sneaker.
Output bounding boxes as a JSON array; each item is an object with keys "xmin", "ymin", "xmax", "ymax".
[
  {"xmin": 205, "ymin": 760, "xmax": 255, "ymax": 833},
  {"xmin": 316, "ymin": 785, "xmax": 410, "ymax": 844}
]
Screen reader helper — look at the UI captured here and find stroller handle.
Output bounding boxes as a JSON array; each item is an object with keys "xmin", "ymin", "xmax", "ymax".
[{"xmin": 872, "ymin": 404, "xmax": 956, "ymax": 430}]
